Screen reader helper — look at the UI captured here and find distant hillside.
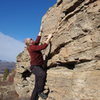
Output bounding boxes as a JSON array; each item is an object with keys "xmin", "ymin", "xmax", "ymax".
[{"xmin": 0, "ymin": 60, "xmax": 16, "ymax": 74}]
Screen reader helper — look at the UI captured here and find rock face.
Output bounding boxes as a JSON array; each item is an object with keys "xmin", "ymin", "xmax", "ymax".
[{"xmin": 14, "ymin": 0, "xmax": 100, "ymax": 100}]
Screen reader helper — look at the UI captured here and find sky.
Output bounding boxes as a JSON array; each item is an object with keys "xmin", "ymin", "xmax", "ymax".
[{"xmin": 0, "ymin": 0, "xmax": 56, "ymax": 62}]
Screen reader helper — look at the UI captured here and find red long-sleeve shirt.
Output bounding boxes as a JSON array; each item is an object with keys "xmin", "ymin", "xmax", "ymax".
[{"xmin": 27, "ymin": 36, "xmax": 48, "ymax": 66}]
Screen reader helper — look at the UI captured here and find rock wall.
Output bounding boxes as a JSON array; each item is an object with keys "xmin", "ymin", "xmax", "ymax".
[{"xmin": 14, "ymin": 0, "xmax": 100, "ymax": 100}]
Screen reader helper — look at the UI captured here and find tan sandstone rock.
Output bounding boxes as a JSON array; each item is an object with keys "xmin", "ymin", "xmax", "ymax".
[{"xmin": 14, "ymin": 0, "xmax": 100, "ymax": 100}]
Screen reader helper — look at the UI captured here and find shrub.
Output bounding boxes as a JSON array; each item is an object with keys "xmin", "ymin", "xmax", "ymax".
[{"xmin": 3, "ymin": 68, "xmax": 10, "ymax": 80}]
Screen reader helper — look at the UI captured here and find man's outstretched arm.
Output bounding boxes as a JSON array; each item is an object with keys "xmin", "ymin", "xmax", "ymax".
[
  {"xmin": 35, "ymin": 26, "xmax": 43, "ymax": 44},
  {"xmin": 35, "ymin": 32, "xmax": 42, "ymax": 44}
]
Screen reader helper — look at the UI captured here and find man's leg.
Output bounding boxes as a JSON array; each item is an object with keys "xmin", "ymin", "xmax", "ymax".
[
  {"xmin": 36, "ymin": 66, "xmax": 47, "ymax": 99},
  {"xmin": 30, "ymin": 79, "xmax": 39, "ymax": 100},
  {"xmin": 30, "ymin": 66, "xmax": 39, "ymax": 100},
  {"xmin": 30, "ymin": 66, "xmax": 46, "ymax": 100},
  {"xmin": 36, "ymin": 66, "xmax": 46, "ymax": 93}
]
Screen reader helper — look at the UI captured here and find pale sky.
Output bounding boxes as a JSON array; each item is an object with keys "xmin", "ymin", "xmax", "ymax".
[{"xmin": 0, "ymin": 32, "xmax": 25, "ymax": 61}]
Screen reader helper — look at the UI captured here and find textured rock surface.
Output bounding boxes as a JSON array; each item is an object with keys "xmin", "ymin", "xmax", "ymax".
[{"xmin": 14, "ymin": 0, "xmax": 100, "ymax": 100}]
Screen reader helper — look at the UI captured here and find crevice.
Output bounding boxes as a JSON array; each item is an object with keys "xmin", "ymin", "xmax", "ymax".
[
  {"xmin": 47, "ymin": 59, "xmax": 92, "ymax": 70},
  {"xmin": 77, "ymin": 59, "xmax": 92, "ymax": 64},
  {"xmin": 97, "ymin": 25, "xmax": 100, "ymax": 29},
  {"xmin": 21, "ymin": 69, "xmax": 32, "ymax": 80},
  {"xmin": 82, "ymin": 28, "xmax": 91, "ymax": 33},
  {"xmin": 47, "ymin": 61, "xmax": 77, "ymax": 70},
  {"xmin": 57, "ymin": 61, "xmax": 76, "ymax": 69},
  {"xmin": 84, "ymin": 0, "xmax": 97, "ymax": 5},
  {"xmin": 72, "ymin": 34, "xmax": 86, "ymax": 40},
  {"xmin": 60, "ymin": 0, "xmax": 97, "ymax": 24},
  {"xmin": 57, "ymin": 0, "xmax": 63, "ymax": 7},
  {"xmin": 47, "ymin": 41, "xmax": 71, "ymax": 60},
  {"xmin": 63, "ymin": 0, "xmax": 85, "ymax": 15},
  {"xmin": 64, "ymin": 6, "xmax": 84, "ymax": 21},
  {"xmin": 95, "ymin": 54, "xmax": 100, "ymax": 60},
  {"xmin": 96, "ymin": 68, "xmax": 100, "ymax": 70},
  {"xmin": 63, "ymin": 0, "xmax": 97, "ymax": 16}
]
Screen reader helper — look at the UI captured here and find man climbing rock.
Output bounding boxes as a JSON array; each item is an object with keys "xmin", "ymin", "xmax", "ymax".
[{"xmin": 24, "ymin": 30, "xmax": 52, "ymax": 100}]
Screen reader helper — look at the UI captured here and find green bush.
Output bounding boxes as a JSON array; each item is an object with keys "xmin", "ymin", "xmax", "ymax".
[{"xmin": 3, "ymin": 68, "xmax": 10, "ymax": 80}]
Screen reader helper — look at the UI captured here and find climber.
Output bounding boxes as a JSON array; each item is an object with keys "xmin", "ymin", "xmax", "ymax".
[{"xmin": 24, "ymin": 29, "xmax": 52, "ymax": 100}]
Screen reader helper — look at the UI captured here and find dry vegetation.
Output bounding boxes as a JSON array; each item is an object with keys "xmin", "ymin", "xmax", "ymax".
[{"xmin": 0, "ymin": 73, "xmax": 19, "ymax": 100}]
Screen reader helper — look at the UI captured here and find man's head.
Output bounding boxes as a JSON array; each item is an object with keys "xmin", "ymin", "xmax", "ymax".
[{"xmin": 24, "ymin": 38, "xmax": 34, "ymax": 46}]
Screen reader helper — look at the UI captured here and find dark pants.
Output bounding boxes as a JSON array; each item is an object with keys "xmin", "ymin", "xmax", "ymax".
[{"xmin": 30, "ymin": 66, "xmax": 46, "ymax": 100}]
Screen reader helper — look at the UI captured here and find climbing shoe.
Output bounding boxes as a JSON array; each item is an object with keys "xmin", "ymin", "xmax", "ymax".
[{"xmin": 38, "ymin": 92, "xmax": 47, "ymax": 99}]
